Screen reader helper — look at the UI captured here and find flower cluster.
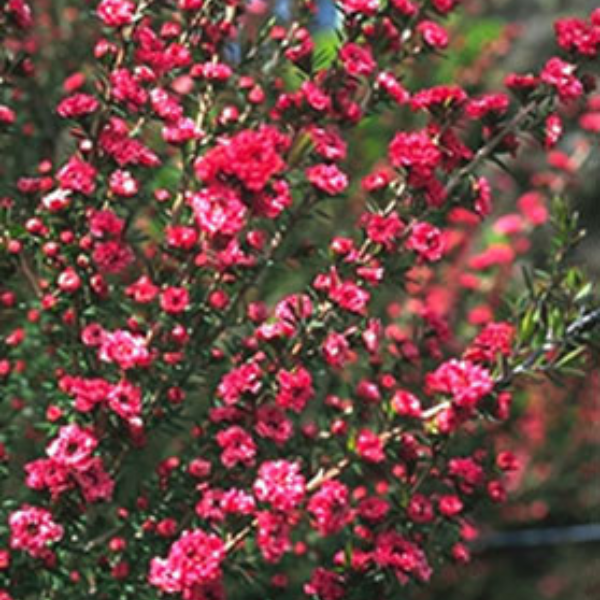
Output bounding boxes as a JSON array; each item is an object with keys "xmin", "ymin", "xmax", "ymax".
[{"xmin": 0, "ymin": 1, "xmax": 598, "ymax": 600}]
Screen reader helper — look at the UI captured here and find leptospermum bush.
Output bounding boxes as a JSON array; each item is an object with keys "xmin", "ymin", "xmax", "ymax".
[{"xmin": 0, "ymin": 1, "xmax": 599, "ymax": 599}]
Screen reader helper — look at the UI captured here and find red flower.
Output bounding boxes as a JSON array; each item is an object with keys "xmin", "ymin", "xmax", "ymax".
[
  {"xmin": 555, "ymin": 17, "xmax": 600, "ymax": 57},
  {"xmin": 374, "ymin": 531, "xmax": 432, "ymax": 583},
  {"xmin": 541, "ymin": 57, "xmax": 583, "ymax": 103},
  {"xmin": 322, "ymin": 332, "xmax": 352, "ymax": 369},
  {"xmin": 160, "ymin": 287, "xmax": 190, "ymax": 315},
  {"xmin": 194, "ymin": 126, "xmax": 289, "ymax": 193},
  {"xmin": 93, "ymin": 240, "xmax": 134, "ymax": 274},
  {"xmin": 339, "ymin": 43, "xmax": 376, "ymax": 77},
  {"xmin": 57, "ymin": 94, "xmax": 99, "ymax": 118},
  {"xmin": 426, "ymin": 359, "xmax": 493, "ymax": 410},
  {"xmin": 253, "ymin": 460, "xmax": 306, "ymax": 512},
  {"xmin": 99, "ymin": 330, "xmax": 150, "ymax": 370},
  {"xmin": 417, "ymin": 20, "xmax": 449, "ymax": 49},
  {"xmin": 46, "ymin": 425, "xmax": 98, "ymax": 469},
  {"xmin": 308, "ymin": 481, "xmax": 353, "ymax": 536},
  {"xmin": 97, "ymin": 0, "xmax": 136, "ymax": 28},
  {"xmin": 256, "ymin": 511, "xmax": 292, "ymax": 563},
  {"xmin": 304, "ymin": 568, "xmax": 345, "ymax": 600},
  {"xmin": 405, "ymin": 222, "xmax": 446, "ymax": 262},
  {"xmin": 9, "ymin": 506, "xmax": 63, "ymax": 559},
  {"xmin": 108, "ymin": 380, "xmax": 142, "ymax": 422},
  {"xmin": 276, "ymin": 367, "xmax": 314, "ymax": 413},
  {"xmin": 255, "ymin": 405, "xmax": 293, "ymax": 446},
  {"xmin": 149, "ymin": 529, "xmax": 226, "ymax": 596},
  {"xmin": 329, "ymin": 279, "xmax": 370, "ymax": 314},
  {"xmin": 306, "ymin": 163, "xmax": 349, "ymax": 195},
  {"xmin": 57, "ymin": 157, "xmax": 97, "ymax": 196},
  {"xmin": 189, "ymin": 185, "xmax": 247, "ymax": 238},
  {"xmin": 407, "ymin": 494, "xmax": 434, "ymax": 523},
  {"xmin": 217, "ymin": 362, "xmax": 262, "ymax": 406},
  {"xmin": 356, "ymin": 429, "xmax": 385, "ymax": 463},
  {"xmin": 389, "ymin": 131, "xmax": 441, "ymax": 177},
  {"xmin": 340, "ymin": 0, "xmax": 379, "ymax": 16},
  {"xmin": 216, "ymin": 426, "xmax": 257, "ymax": 469}
]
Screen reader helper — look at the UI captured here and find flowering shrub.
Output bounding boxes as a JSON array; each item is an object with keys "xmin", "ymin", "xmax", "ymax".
[{"xmin": 0, "ymin": 1, "xmax": 599, "ymax": 599}]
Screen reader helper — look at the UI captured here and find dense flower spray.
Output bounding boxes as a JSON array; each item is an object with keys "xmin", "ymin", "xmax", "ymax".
[{"xmin": 0, "ymin": 1, "xmax": 599, "ymax": 599}]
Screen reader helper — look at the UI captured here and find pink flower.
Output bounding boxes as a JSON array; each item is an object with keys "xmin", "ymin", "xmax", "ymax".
[
  {"xmin": 253, "ymin": 460, "xmax": 306, "ymax": 512},
  {"xmin": 304, "ymin": 568, "xmax": 346, "ymax": 600},
  {"xmin": 74, "ymin": 457, "xmax": 115, "ymax": 503},
  {"xmin": 220, "ymin": 488, "xmax": 256, "ymax": 516},
  {"xmin": 356, "ymin": 429, "xmax": 385, "ymax": 463},
  {"xmin": 57, "ymin": 156, "xmax": 97, "ymax": 196},
  {"xmin": 93, "ymin": 240, "xmax": 134, "ymax": 274},
  {"xmin": 126, "ymin": 275, "xmax": 159, "ymax": 303},
  {"xmin": 256, "ymin": 511, "xmax": 292, "ymax": 563},
  {"xmin": 389, "ymin": 131, "xmax": 441, "ymax": 177},
  {"xmin": 374, "ymin": 531, "xmax": 432, "ymax": 583},
  {"xmin": 189, "ymin": 185, "xmax": 247, "ymax": 238},
  {"xmin": 518, "ymin": 191, "xmax": 548, "ymax": 225},
  {"xmin": 89, "ymin": 210, "xmax": 125, "ymax": 238},
  {"xmin": 160, "ymin": 287, "xmax": 190, "ymax": 314},
  {"xmin": 329, "ymin": 279, "xmax": 370, "ymax": 314},
  {"xmin": 407, "ymin": 494, "xmax": 434, "ymax": 523},
  {"xmin": 97, "ymin": 0, "xmax": 136, "ymax": 28},
  {"xmin": 109, "ymin": 169, "xmax": 139, "ymax": 197},
  {"xmin": 194, "ymin": 126, "xmax": 289, "ymax": 192},
  {"xmin": 309, "ymin": 126, "xmax": 347, "ymax": 161},
  {"xmin": 463, "ymin": 322, "xmax": 515, "ymax": 363},
  {"xmin": 217, "ymin": 362, "xmax": 262, "ymax": 406},
  {"xmin": 308, "ymin": 480, "xmax": 353, "ymax": 536},
  {"xmin": 340, "ymin": 0, "xmax": 379, "ymax": 16},
  {"xmin": 301, "ymin": 81, "xmax": 332, "ymax": 112},
  {"xmin": 216, "ymin": 426, "xmax": 257, "ymax": 469},
  {"xmin": 541, "ymin": 57, "xmax": 583, "ymax": 103},
  {"xmin": 339, "ymin": 43, "xmax": 376, "ymax": 77},
  {"xmin": 391, "ymin": 0, "xmax": 418, "ymax": 16},
  {"xmin": 0, "ymin": 104, "xmax": 16, "ymax": 124},
  {"xmin": 6, "ymin": 0, "xmax": 33, "ymax": 28},
  {"xmin": 255, "ymin": 405, "xmax": 293, "ymax": 446},
  {"xmin": 438, "ymin": 494, "xmax": 463, "ymax": 517},
  {"xmin": 448, "ymin": 457, "xmax": 485, "ymax": 493},
  {"xmin": 432, "ymin": 0, "xmax": 460, "ymax": 14},
  {"xmin": 411, "ymin": 85, "xmax": 467, "ymax": 112},
  {"xmin": 165, "ymin": 226, "xmax": 198, "ymax": 250},
  {"xmin": 306, "ymin": 163, "xmax": 349, "ymax": 195},
  {"xmin": 545, "ymin": 113, "xmax": 563, "ymax": 148},
  {"xmin": 405, "ymin": 222, "xmax": 446, "ymax": 262},
  {"xmin": 417, "ymin": 20, "xmax": 449, "ymax": 49},
  {"xmin": 46, "ymin": 424, "xmax": 98, "ymax": 469},
  {"xmin": 377, "ymin": 71, "xmax": 410, "ymax": 105},
  {"xmin": 9, "ymin": 506, "xmax": 63, "ymax": 559},
  {"xmin": 57, "ymin": 93, "xmax": 99, "ymax": 118},
  {"xmin": 555, "ymin": 17, "xmax": 600, "ymax": 58},
  {"xmin": 99, "ymin": 329, "xmax": 150, "ymax": 370},
  {"xmin": 110, "ymin": 68, "xmax": 148, "ymax": 110},
  {"xmin": 61, "ymin": 375, "xmax": 110, "ymax": 411},
  {"xmin": 465, "ymin": 93, "xmax": 510, "ymax": 120},
  {"xmin": 426, "ymin": 359, "xmax": 493, "ymax": 409},
  {"xmin": 322, "ymin": 332, "xmax": 351, "ymax": 369},
  {"xmin": 276, "ymin": 367, "xmax": 314, "ymax": 413},
  {"xmin": 108, "ymin": 380, "xmax": 142, "ymax": 421},
  {"xmin": 391, "ymin": 390, "xmax": 422, "ymax": 418},
  {"xmin": 358, "ymin": 496, "xmax": 390, "ymax": 522},
  {"xmin": 25, "ymin": 459, "xmax": 72, "ymax": 498},
  {"xmin": 149, "ymin": 529, "xmax": 225, "ymax": 596}
]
